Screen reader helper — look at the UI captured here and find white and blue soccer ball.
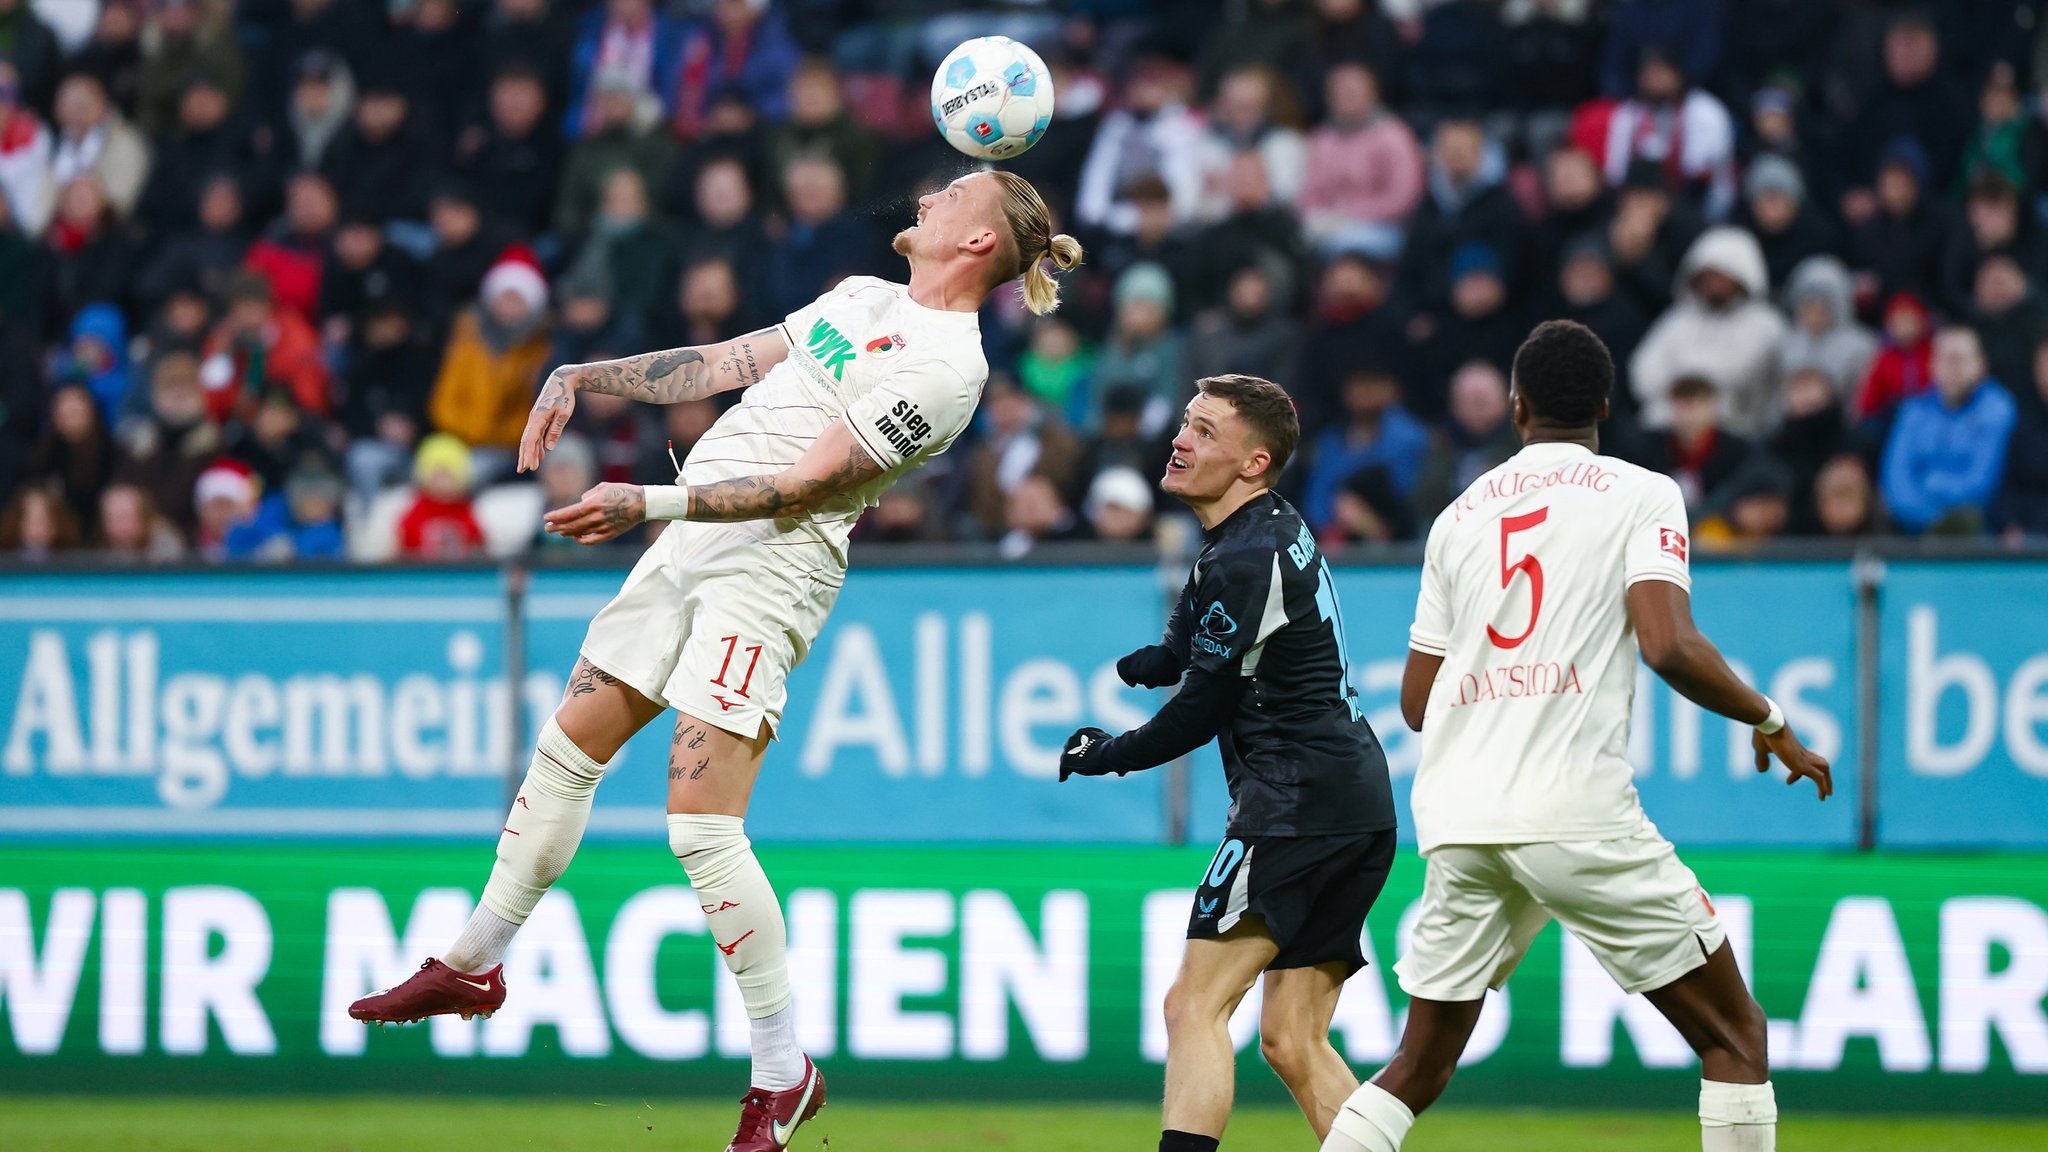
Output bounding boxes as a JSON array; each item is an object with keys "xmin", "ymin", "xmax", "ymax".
[{"xmin": 930, "ymin": 36, "xmax": 1055, "ymax": 161}]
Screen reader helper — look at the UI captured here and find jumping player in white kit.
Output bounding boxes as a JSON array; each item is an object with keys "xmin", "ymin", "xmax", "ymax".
[
  {"xmin": 348, "ymin": 170, "xmax": 1081, "ymax": 1152},
  {"xmin": 1321, "ymin": 321, "xmax": 1832, "ymax": 1152}
]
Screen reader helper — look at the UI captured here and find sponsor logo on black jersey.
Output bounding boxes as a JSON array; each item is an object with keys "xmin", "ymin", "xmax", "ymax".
[
  {"xmin": 872, "ymin": 398, "xmax": 935, "ymax": 459},
  {"xmin": 1192, "ymin": 600, "xmax": 1237, "ymax": 657}
]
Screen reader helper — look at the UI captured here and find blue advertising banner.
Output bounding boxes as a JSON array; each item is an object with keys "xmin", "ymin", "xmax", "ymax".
[{"xmin": 1878, "ymin": 561, "xmax": 2048, "ymax": 847}]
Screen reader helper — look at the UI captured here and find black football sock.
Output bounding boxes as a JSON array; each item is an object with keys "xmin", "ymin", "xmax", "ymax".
[{"xmin": 1160, "ymin": 1131, "xmax": 1221, "ymax": 1152}]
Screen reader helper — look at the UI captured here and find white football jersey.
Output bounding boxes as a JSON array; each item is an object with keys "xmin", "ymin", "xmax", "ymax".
[
  {"xmin": 1407, "ymin": 441, "xmax": 1692, "ymax": 853},
  {"xmin": 678, "ymin": 276, "xmax": 988, "ymax": 567}
]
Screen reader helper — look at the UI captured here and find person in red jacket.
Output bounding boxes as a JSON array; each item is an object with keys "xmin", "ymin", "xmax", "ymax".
[
  {"xmin": 396, "ymin": 432, "xmax": 485, "ymax": 558},
  {"xmin": 1855, "ymin": 291, "xmax": 1934, "ymax": 424},
  {"xmin": 199, "ymin": 270, "xmax": 331, "ymax": 423}
]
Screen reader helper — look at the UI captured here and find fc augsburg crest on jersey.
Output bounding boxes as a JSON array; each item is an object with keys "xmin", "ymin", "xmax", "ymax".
[{"xmin": 865, "ymin": 333, "xmax": 909, "ymax": 360}]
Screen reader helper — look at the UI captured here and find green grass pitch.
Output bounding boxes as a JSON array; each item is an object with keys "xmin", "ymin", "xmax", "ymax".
[{"xmin": 3, "ymin": 1098, "xmax": 2045, "ymax": 1151}]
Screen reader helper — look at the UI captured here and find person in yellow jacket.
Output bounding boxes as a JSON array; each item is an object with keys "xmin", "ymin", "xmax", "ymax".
[{"xmin": 429, "ymin": 247, "xmax": 553, "ymax": 480}]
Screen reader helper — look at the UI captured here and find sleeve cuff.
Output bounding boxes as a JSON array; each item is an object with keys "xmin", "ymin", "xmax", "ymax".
[
  {"xmin": 1408, "ymin": 631, "xmax": 1448, "ymax": 656},
  {"xmin": 1624, "ymin": 569, "xmax": 1691, "ymax": 592}
]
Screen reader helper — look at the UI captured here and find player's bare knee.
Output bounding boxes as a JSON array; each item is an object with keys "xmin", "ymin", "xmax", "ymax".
[{"xmin": 1257, "ymin": 1028, "xmax": 1314, "ymax": 1085}]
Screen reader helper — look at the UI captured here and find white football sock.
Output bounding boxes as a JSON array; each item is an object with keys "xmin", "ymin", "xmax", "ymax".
[
  {"xmin": 1700, "ymin": 1079, "xmax": 1776, "ymax": 1151},
  {"xmin": 445, "ymin": 718, "xmax": 606, "ymax": 971},
  {"xmin": 668, "ymin": 813, "xmax": 802, "ymax": 1090},
  {"xmin": 1323, "ymin": 1081, "xmax": 1413, "ymax": 1152}
]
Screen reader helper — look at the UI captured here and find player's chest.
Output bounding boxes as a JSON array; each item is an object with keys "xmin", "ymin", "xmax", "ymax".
[{"xmin": 791, "ymin": 296, "xmax": 920, "ymax": 401}]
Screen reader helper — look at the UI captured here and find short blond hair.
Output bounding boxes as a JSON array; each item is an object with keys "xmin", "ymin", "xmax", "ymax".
[{"xmin": 987, "ymin": 170, "xmax": 1084, "ymax": 315}]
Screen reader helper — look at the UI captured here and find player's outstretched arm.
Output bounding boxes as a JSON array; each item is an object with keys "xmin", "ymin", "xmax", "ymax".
[
  {"xmin": 1628, "ymin": 580, "xmax": 1833, "ymax": 799},
  {"xmin": 516, "ymin": 327, "xmax": 790, "ymax": 472},
  {"xmin": 540, "ymin": 419, "xmax": 886, "ymax": 543}
]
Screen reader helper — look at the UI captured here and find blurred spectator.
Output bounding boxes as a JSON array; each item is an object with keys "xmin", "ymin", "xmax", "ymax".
[
  {"xmin": 1738, "ymin": 155, "xmax": 1836, "ymax": 290},
  {"xmin": 133, "ymin": 172, "xmax": 247, "ymax": 314},
  {"xmin": 1849, "ymin": 138, "xmax": 1943, "ymax": 310},
  {"xmin": 1605, "ymin": 158, "xmax": 1703, "ymax": 317},
  {"xmin": 1855, "ymin": 291, "xmax": 1934, "ymax": 427},
  {"xmin": 571, "ymin": 389, "xmax": 653, "ymax": 484},
  {"xmin": 1295, "ymin": 253, "xmax": 1404, "ymax": 431},
  {"xmin": 551, "ymin": 261, "xmax": 622, "ymax": 367},
  {"xmin": 1811, "ymin": 453, "xmax": 1887, "ymax": 538},
  {"xmin": 1076, "ymin": 383, "xmax": 1174, "ymax": 488},
  {"xmin": 222, "ymin": 454, "xmax": 346, "ymax": 561},
  {"xmin": 967, "ymin": 377, "xmax": 1081, "ymax": 540},
  {"xmin": 1403, "ymin": 0, "xmax": 1511, "ymax": 114},
  {"xmin": 1738, "ymin": 80, "xmax": 1812, "ymax": 173},
  {"xmin": 1087, "ymin": 174, "xmax": 1195, "ymax": 318},
  {"xmin": 1630, "ymin": 225, "xmax": 1784, "ymax": 437},
  {"xmin": 199, "ymin": 271, "xmax": 329, "ymax": 423},
  {"xmin": 320, "ymin": 72, "xmax": 435, "ymax": 225},
  {"xmin": 1294, "ymin": 0, "xmax": 1404, "ymax": 119},
  {"xmin": 554, "ymin": 69, "xmax": 676, "ymax": 249},
  {"xmin": 1696, "ymin": 455, "xmax": 1795, "ymax": 553},
  {"xmin": 0, "ymin": 0, "xmax": 61, "ymax": 110},
  {"xmin": 1091, "ymin": 263, "xmax": 1184, "ymax": 433},
  {"xmin": 1846, "ymin": 11, "xmax": 1970, "ymax": 198},
  {"xmin": 864, "ymin": 481, "xmax": 943, "ymax": 544},
  {"xmin": 1187, "ymin": 260, "xmax": 1300, "ymax": 392},
  {"xmin": 245, "ymin": 170, "xmax": 340, "ymax": 322},
  {"xmin": 1075, "ymin": 57, "xmax": 1204, "ymax": 235},
  {"xmin": 669, "ymin": 0, "xmax": 800, "ymax": 141},
  {"xmin": 112, "ymin": 350, "xmax": 217, "ymax": 532},
  {"xmin": 340, "ymin": 299, "xmax": 436, "ymax": 501},
  {"xmin": 657, "ymin": 257, "xmax": 746, "ymax": 353},
  {"xmin": 1411, "ymin": 241, "xmax": 1521, "ymax": 419},
  {"xmin": 1018, "ymin": 317, "xmax": 1093, "ymax": 426},
  {"xmin": 59, "ymin": 300, "xmax": 128, "ymax": 422},
  {"xmin": 1302, "ymin": 366, "xmax": 1427, "ymax": 532},
  {"xmin": 189, "ymin": 457, "xmax": 256, "ymax": 561},
  {"xmin": 1956, "ymin": 58, "xmax": 2034, "ymax": 192},
  {"xmin": 1529, "ymin": 146, "xmax": 1612, "ymax": 296},
  {"xmin": 135, "ymin": 71, "xmax": 264, "ymax": 239},
  {"xmin": 0, "ymin": 58, "xmax": 51, "ymax": 235},
  {"xmin": 0, "ymin": 483, "xmax": 80, "ymax": 559},
  {"xmin": 1632, "ymin": 375, "xmax": 1753, "ymax": 515},
  {"xmin": 423, "ymin": 182, "xmax": 521, "ymax": 331},
  {"xmin": 1194, "ymin": 65, "xmax": 1305, "ymax": 223},
  {"xmin": 563, "ymin": 166, "xmax": 679, "ymax": 346},
  {"xmin": 1083, "ymin": 465, "xmax": 1155, "ymax": 543},
  {"xmin": 634, "ymin": 397, "xmax": 720, "ymax": 486},
  {"xmin": 257, "ymin": 0, "xmax": 378, "ymax": 114},
  {"xmin": 317, "ymin": 215, "xmax": 423, "ymax": 348},
  {"xmin": 41, "ymin": 174, "xmax": 132, "ymax": 340},
  {"xmin": 1400, "ymin": 117, "xmax": 1519, "ymax": 318},
  {"xmin": 397, "ymin": 432, "xmax": 485, "ymax": 559},
  {"xmin": 50, "ymin": 71, "xmax": 149, "ymax": 221},
  {"xmin": 390, "ymin": 0, "xmax": 480, "ymax": 152},
  {"xmin": 675, "ymin": 156, "xmax": 768, "ymax": 318},
  {"xmin": 133, "ymin": 0, "xmax": 244, "ymax": 137},
  {"xmin": 1599, "ymin": 0, "xmax": 1723, "ymax": 101},
  {"xmin": 282, "ymin": 50, "xmax": 354, "ymax": 171},
  {"xmin": 1938, "ymin": 174, "xmax": 2044, "ymax": 319},
  {"xmin": 1771, "ymin": 366, "xmax": 1867, "ymax": 534},
  {"xmin": 1778, "ymin": 255, "xmax": 1877, "ymax": 408},
  {"xmin": 1194, "ymin": 0, "xmax": 1313, "ymax": 94},
  {"xmin": 1555, "ymin": 236, "xmax": 1649, "ymax": 434},
  {"xmin": 73, "ymin": 4, "xmax": 144, "ymax": 111},
  {"xmin": 1599, "ymin": 45, "xmax": 1737, "ymax": 221},
  {"xmin": 25, "ymin": 380, "xmax": 111, "ymax": 533},
  {"xmin": 1194, "ymin": 149, "xmax": 1307, "ymax": 313},
  {"xmin": 2000, "ymin": 337, "xmax": 2048, "ymax": 539},
  {"xmin": 765, "ymin": 57, "xmax": 879, "ymax": 206},
  {"xmin": 222, "ymin": 386, "xmax": 329, "ymax": 496},
  {"xmin": 1970, "ymin": 254, "xmax": 2046, "ymax": 399},
  {"xmin": 566, "ymin": 0, "xmax": 682, "ymax": 137},
  {"xmin": 428, "ymin": 248, "xmax": 552, "ymax": 478},
  {"xmin": 1505, "ymin": 0, "xmax": 1600, "ymax": 125},
  {"xmin": 1411, "ymin": 358, "xmax": 1516, "ymax": 521},
  {"xmin": 478, "ymin": 0, "xmax": 572, "ymax": 121},
  {"xmin": 1881, "ymin": 326, "xmax": 2016, "ymax": 535},
  {"xmin": 1298, "ymin": 61, "xmax": 1423, "ymax": 260},
  {"xmin": 532, "ymin": 431, "xmax": 602, "ymax": 553},
  {"xmin": 1000, "ymin": 472, "xmax": 1089, "ymax": 558},
  {"xmin": 94, "ymin": 479, "xmax": 183, "ymax": 562},
  {"xmin": 760, "ymin": 154, "xmax": 874, "ymax": 321},
  {"xmin": 0, "ymin": 295, "xmax": 40, "ymax": 492},
  {"xmin": 1326, "ymin": 464, "xmax": 1413, "ymax": 543},
  {"xmin": 454, "ymin": 61, "xmax": 561, "ymax": 240}
]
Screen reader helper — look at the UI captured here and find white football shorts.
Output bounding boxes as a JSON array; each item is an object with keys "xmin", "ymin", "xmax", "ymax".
[
  {"xmin": 1394, "ymin": 826, "xmax": 1727, "ymax": 1001},
  {"xmin": 579, "ymin": 522, "xmax": 843, "ymax": 739}
]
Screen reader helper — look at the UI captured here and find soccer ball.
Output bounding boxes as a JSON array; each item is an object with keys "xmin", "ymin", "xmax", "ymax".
[{"xmin": 930, "ymin": 36, "xmax": 1055, "ymax": 161}]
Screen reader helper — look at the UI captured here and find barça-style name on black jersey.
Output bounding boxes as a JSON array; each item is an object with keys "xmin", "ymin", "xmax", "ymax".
[{"xmin": 1093, "ymin": 491, "xmax": 1396, "ymax": 837}]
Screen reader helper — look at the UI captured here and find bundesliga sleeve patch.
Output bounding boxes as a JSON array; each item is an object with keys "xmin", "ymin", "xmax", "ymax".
[{"xmin": 1659, "ymin": 527, "xmax": 1688, "ymax": 562}]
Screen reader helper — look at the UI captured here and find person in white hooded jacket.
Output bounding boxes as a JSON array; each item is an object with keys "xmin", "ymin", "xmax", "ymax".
[
  {"xmin": 1629, "ymin": 225, "xmax": 1787, "ymax": 437},
  {"xmin": 1777, "ymin": 254, "xmax": 1879, "ymax": 410}
]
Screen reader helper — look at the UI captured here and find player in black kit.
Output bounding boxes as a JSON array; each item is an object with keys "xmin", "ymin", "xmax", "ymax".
[{"xmin": 1059, "ymin": 375, "xmax": 1397, "ymax": 1152}]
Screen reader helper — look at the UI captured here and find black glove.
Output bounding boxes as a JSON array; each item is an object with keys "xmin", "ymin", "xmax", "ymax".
[
  {"xmin": 1116, "ymin": 644, "xmax": 1185, "ymax": 689},
  {"xmin": 1059, "ymin": 727, "xmax": 1116, "ymax": 781}
]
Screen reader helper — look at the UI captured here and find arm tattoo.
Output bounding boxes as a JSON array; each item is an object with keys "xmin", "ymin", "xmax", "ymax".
[
  {"xmin": 684, "ymin": 441, "xmax": 881, "ymax": 523},
  {"xmin": 570, "ymin": 327, "xmax": 780, "ymax": 405},
  {"xmin": 598, "ymin": 485, "xmax": 641, "ymax": 535}
]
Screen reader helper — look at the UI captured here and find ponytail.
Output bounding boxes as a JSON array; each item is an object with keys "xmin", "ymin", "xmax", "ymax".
[
  {"xmin": 1022, "ymin": 233, "xmax": 1084, "ymax": 315},
  {"xmin": 989, "ymin": 170, "xmax": 1085, "ymax": 315}
]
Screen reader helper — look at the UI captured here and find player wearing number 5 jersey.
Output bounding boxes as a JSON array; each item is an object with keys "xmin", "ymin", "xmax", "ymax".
[
  {"xmin": 348, "ymin": 171, "xmax": 1083, "ymax": 1152},
  {"xmin": 1322, "ymin": 321, "xmax": 1833, "ymax": 1152},
  {"xmin": 1060, "ymin": 375, "xmax": 1396, "ymax": 1152}
]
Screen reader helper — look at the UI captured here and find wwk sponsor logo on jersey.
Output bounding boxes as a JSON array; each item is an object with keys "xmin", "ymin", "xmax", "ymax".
[{"xmin": 804, "ymin": 318, "xmax": 856, "ymax": 381}]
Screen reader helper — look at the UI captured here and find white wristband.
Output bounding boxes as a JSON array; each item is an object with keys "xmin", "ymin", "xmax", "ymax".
[
  {"xmin": 1755, "ymin": 696, "xmax": 1785, "ymax": 735},
  {"xmin": 644, "ymin": 485, "xmax": 691, "ymax": 521}
]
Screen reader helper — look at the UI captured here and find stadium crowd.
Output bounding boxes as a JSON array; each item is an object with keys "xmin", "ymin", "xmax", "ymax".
[{"xmin": 3, "ymin": 0, "xmax": 2048, "ymax": 563}]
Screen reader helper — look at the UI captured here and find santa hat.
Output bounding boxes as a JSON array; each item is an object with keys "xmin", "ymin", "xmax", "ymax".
[
  {"xmin": 480, "ymin": 244, "xmax": 548, "ymax": 314},
  {"xmin": 194, "ymin": 459, "xmax": 258, "ymax": 508}
]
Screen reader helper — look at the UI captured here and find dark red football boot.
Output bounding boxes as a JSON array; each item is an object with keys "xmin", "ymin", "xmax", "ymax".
[
  {"xmin": 724, "ymin": 1056, "xmax": 826, "ymax": 1151},
  {"xmin": 348, "ymin": 958, "xmax": 506, "ymax": 1024}
]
